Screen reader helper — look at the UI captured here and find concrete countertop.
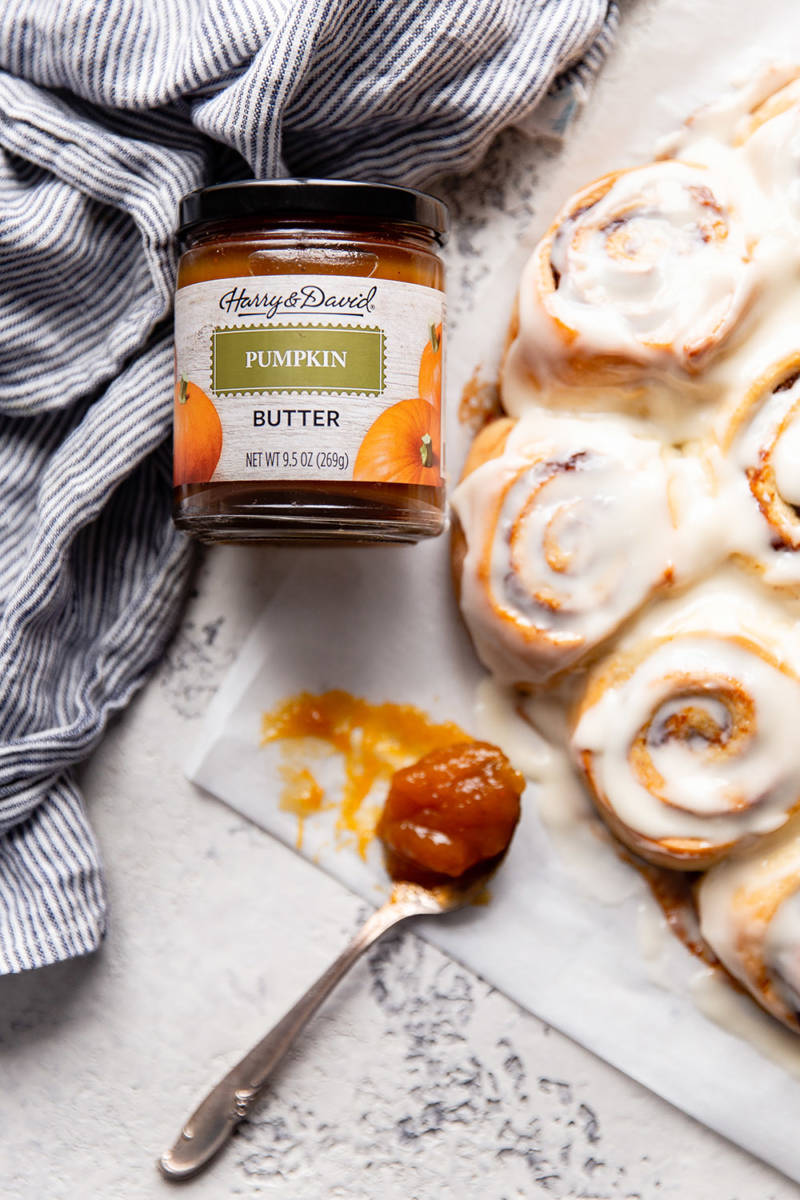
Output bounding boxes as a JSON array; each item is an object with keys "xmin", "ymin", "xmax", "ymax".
[{"xmin": 2, "ymin": 3, "xmax": 799, "ymax": 1195}]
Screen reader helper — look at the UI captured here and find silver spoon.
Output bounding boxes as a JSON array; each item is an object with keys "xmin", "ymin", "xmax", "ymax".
[{"xmin": 159, "ymin": 871, "xmax": 492, "ymax": 1181}]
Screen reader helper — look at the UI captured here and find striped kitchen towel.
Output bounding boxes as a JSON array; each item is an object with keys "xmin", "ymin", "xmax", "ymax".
[{"xmin": 0, "ymin": 0, "xmax": 617, "ymax": 973}]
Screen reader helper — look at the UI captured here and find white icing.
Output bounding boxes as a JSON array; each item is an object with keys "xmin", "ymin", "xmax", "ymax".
[
  {"xmin": 662, "ymin": 64, "xmax": 800, "ymax": 155},
  {"xmin": 474, "ymin": 676, "xmax": 556, "ymax": 779},
  {"xmin": 501, "ymin": 336, "xmax": 715, "ymax": 442},
  {"xmin": 699, "ymin": 816, "xmax": 800, "ymax": 1028},
  {"xmin": 553, "ymin": 167, "xmax": 748, "ymax": 355},
  {"xmin": 662, "ymin": 66, "xmax": 800, "ymax": 243},
  {"xmin": 572, "ymin": 628, "xmax": 800, "ymax": 847},
  {"xmin": 513, "ymin": 161, "xmax": 755, "ymax": 390},
  {"xmin": 608, "ymin": 569, "xmax": 800, "ymax": 646},
  {"xmin": 772, "ymin": 414, "xmax": 800, "ymax": 506},
  {"xmin": 742, "ymin": 103, "xmax": 800, "ymax": 231},
  {"xmin": 451, "ymin": 412, "xmax": 682, "ymax": 684}
]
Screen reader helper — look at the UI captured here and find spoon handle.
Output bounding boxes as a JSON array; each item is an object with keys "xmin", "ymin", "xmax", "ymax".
[{"xmin": 159, "ymin": 897, "xmax": 412, "ymax": 1181}]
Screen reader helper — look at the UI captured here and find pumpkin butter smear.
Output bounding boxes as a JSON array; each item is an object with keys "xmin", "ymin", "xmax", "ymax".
[
  {"xmin": 260, "ymin": 689, "xmax": 524, "ymax": 892},
  {"xmin": 260, "ymin": 690, "xmax": 468, "ymax": 854}
]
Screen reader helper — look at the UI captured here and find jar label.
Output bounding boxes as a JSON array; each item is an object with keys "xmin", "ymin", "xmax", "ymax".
[{"xmin": 174, "ymin": 274, "xmax": 445, "ymax": 486}]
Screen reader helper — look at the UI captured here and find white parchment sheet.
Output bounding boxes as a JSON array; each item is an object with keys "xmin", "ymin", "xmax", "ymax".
[{"xmin": 189, "ymin": 1, "xmax": 800, "ymax": 1181}]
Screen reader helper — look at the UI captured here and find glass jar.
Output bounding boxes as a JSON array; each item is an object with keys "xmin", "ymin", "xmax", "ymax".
[{"xmin": 172, "ymin": 179, "xmax": 448, "ymax": 544}]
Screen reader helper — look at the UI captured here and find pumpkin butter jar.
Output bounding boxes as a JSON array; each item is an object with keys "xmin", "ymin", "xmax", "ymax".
[{"xmin": 173, "ymin": 179, "xmax": 448, "ymax": 544}]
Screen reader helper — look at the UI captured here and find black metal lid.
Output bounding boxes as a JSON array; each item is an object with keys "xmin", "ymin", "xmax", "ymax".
[{"xmin": 179, "ymin": 179, "xmax": 449, "ymax": 242}]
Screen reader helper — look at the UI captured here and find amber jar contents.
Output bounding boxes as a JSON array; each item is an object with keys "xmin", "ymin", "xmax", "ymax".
[
  {"xmin": 377, "ymin": 741, "xmax": 524, "ymax": 885},
  {"xmin": 173, "ymin": 180, "xmax": 448, "ymax": 544}
]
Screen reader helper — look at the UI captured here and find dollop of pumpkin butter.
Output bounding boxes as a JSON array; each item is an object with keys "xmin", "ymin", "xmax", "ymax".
[
  {"xmin": 260, "ymin": 692, "xmax": 524, "ymax": 878},
  {"xmin": 260, "ymin": 690, "xmax": 468, "ymax": 855},
  {"xmin": 377, "ymin": 742, "xmax": 524, "ymax": 885}
]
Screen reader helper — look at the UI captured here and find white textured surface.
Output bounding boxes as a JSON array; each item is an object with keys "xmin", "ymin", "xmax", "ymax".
[{"xmin": 2, "ymin": 2, "xmax": 800, "ymax": 1196}]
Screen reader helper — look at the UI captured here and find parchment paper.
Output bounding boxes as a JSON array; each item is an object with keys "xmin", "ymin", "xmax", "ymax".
[{"xmin": 188, "ymin": 1, "xmax": 800, "ymax": 1181}]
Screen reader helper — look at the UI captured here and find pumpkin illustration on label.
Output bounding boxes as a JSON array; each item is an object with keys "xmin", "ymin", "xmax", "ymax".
[
  {"xmin": 353, "ymin": 397, "xmax": 442, "ymax": 486},
  {"xmin": 418, "ymin": 322, "xmax": 443, "ymax": 406},
  {"xmin": 173, "ymin": 375, "xmax": 223, "ymax": 486}
]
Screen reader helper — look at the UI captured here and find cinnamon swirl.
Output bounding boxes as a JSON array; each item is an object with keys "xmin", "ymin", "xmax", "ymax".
[
  {"xmin": 571, "ymin": 627, "xmax": 800, "ymax": 869},
  {"xmin": 451, "ymin": 412, "xmax": 679, "ymax": 686},
  {"xmin": 508, "ymin": 162, "xmax": 755, "ymax": 390}
]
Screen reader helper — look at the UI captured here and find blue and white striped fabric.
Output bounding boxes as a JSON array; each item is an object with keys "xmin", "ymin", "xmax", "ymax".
[{"xmin": 0, "ymin": 0, "xmax": 617, "ymax": 973}]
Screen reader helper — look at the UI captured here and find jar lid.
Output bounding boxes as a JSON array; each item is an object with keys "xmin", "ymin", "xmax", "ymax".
[{"xmin": 179, "ymin": 179, "xmax": 449, "ymax": 242}]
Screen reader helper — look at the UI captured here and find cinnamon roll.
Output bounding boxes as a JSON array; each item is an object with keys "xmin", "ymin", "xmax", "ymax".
[
  {"xmin": 699, "ymin": 816, "xmax": 800, "ymax": 1032},
  {"xmin": 721, "ymin": 354, "xmax": 800, "ymax": 584},
  {"xmin": 571, "ymin": 627, "xmax": 800, "ymax": 869},
  {"xmin": 735, "ymin": 70, "xmax": 800, "ymax": 234},
  {"xmin": 451, "ymin": 413, "xmax": 679, "ymax": 686},
  {"xmin": 511, "ymin": 162, "xmax": 754, "ymax": 387}
]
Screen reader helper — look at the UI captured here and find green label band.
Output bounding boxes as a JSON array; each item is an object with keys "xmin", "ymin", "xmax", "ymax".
[{"xmin": 211, "ymin": 324, "xmax": 385, "ymax": 395}]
